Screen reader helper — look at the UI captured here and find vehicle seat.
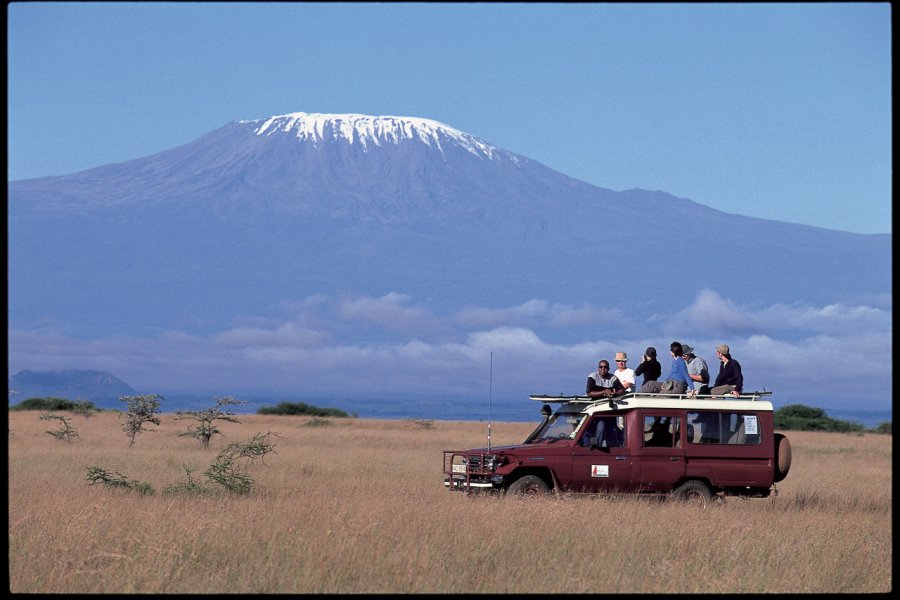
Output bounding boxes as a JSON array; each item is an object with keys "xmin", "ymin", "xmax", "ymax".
[
  {"xmin": 647, "ymin": 422, "xmax": 672, "ymax": 447},
  {"xmin": 728, "ymin": 422, "xmax": 747, "ymax": 444}
]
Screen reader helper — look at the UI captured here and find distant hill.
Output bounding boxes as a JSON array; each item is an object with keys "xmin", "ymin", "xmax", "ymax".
[{"xmin": 8, "ymin": 370, "xmax": 136, "ymax": 409}]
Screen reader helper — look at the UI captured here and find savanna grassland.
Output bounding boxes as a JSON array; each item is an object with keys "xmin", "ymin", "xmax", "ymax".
[{"xmin": 8, "ymin": 410, "xmax": 892, "ymax": 593}]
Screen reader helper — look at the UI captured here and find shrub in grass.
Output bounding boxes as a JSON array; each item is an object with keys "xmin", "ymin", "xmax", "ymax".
[
  {"xmin": 257, "ymin": 401, "xmax": 350, "ymax": 417},
  {"xmin": 85, "ymin": 466, "xmax": 155, "ymax": 495},
  {"xmin": 175, "ymin": 396, "xmax": 245, "ymax": 448},
  {"xmin": 204, "ymin": 432, "xmax": 279, "ymax": 494},
  {"xmin": 40, "ymin": 412, "xmax": 79, "ymax": 442},
  {"xmin": 120, "ymin": 394, "xmax": 163, "ymax": 447}
]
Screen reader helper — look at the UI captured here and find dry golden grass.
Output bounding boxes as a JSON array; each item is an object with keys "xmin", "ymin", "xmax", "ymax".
[{"xmin": 8, "ymin": 410, "xmax": 892, "ymax": 593}]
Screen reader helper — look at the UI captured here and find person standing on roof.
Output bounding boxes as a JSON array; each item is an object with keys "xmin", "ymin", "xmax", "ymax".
[
  {"xmin": 613, "ymin": 351, "xmax": 636, "ymax": 393},
  {"xmin": 640, "ymin": 341, "xmax": 694, "ymax": 395},
  {"xmin": 711, "ymin": 344, "xmax": 743, "ymax": 396},
  {"xmin": 683, "ymin": 345, "xmax": 710, "ymax": 395},
  {"xmin": 634, "ymin": 346, "xmax": 661, "ymax": 389},
  {"xmin": 586, "ymin": 360, "xmax": 626, "ymax": 400}
]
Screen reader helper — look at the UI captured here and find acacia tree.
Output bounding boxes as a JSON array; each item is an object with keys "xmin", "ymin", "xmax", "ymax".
[
  {"xmin": 72, "ymin": 399, "xmax": 97, "ymax": 418},
  {"xmin": 204, "ymin": 431, "xmax": 278, "ymax": 494},
  {"xmin": 120, "ymin": 394, "xmax": 162, "ymax": 447},
  {"xmin": 40, "ymin": 412, "xmax": 79, "ymax": 442},
  {"xmin": 174, "ymin": 396, "xmax": 246, "ymax": 448}
]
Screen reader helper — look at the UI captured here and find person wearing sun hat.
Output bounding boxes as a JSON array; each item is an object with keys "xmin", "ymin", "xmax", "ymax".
[
  {"xmin": 613, "ymin": 351, "xmax": 636, "ymax": 393},
  {"xmin": 711, "ymin": 344, "xmax": 743, "ymax": 396}
]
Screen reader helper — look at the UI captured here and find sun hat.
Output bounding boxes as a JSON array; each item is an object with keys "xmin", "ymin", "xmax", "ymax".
[
  {"xmin": 716, "ymin": 344, "xmax": 730, "ymax": 355},
  {"xmin": 682, "ymin": 345, "xmax": 694, "ymax": 356},
  {"xmin": 615, "ymin": 352, "xmax": 628, "ymax": 362}
]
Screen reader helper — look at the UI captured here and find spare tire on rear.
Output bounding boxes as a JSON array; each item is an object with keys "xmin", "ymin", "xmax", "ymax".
[{"xmin": 774, "ymin": 433, "xmax": 792, "ymax": 482}]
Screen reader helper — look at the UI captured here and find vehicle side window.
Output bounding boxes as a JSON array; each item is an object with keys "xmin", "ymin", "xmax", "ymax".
[
  {"xmin": 687, "ymin": 412, "xmax": 761, "ymax": 445},
  {"xmin": 643, "ymin": 415, "xmax": 681, "ymax": 448},
  {"xmin": 580, "ymin": 416, "xmax": 624, "ymax": 448}
]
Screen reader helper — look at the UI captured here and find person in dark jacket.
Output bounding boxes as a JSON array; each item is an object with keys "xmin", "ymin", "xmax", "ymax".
[
  {"xmin": 586, "ymin": 360, "xmax": 626, "ymax": 399},
  {"xmin": 641, "ymin": 341, "xmax": 694, "ymax": 394},
  {"xmin": 711, "ymin": 344, "xmax": 743, "ymax": 396},
  {"xmin": 634, "ymin": 346, "xmax": 662, "ymax": 389}
]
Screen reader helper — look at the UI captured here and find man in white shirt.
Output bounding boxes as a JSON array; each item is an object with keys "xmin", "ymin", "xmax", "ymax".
[{"xmin": 613, "ymin": 352, "xmax": 636, "ymax": 393}]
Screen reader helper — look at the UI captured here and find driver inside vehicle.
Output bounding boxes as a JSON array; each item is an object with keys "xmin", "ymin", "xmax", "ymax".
[{"xmin": 580, "ymin": 416, "xmax": 624, "ymax": 448}]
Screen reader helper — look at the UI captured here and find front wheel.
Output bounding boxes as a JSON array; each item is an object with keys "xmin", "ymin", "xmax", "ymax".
[
  {"xmin": 671, "ymin": 480, "xmax": 712, "ymax": 507},
  {"xmin": 506, "ymin": 475, "xmax": 551, "ymax": 497}
]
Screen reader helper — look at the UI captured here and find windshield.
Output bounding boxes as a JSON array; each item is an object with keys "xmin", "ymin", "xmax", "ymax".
[{"xmin": 534, "ymin": 412, "xmax": 587, "ymax": 441}]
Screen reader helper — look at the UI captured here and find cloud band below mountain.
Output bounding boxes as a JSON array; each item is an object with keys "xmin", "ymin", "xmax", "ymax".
[{"xmin": 8, "ymin": 289, "xmax": 891, "ymax": 417}]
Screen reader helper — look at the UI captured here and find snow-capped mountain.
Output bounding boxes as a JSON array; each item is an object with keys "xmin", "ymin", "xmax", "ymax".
[
  {"xmin": 9, "ymin": 111, "xmax": 589, "ymax": 222},
  {"xmin": 246, "ymin": 112, "xmax": 506, "ymax": 159},
  {"xmin": 8, "ymin": 112, "xmax": 891, "ymax": 342}
]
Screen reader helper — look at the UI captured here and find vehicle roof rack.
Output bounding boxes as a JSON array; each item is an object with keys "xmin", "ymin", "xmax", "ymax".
[{"xmin": 529, "ymin": 390, "xmax": 772, "ymax": 404}]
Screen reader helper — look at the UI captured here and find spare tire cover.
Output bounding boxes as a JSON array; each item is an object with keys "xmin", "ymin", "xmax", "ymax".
[{"xmin": 774, "ymin": 433, "xmax": 792, "ymax": 482}]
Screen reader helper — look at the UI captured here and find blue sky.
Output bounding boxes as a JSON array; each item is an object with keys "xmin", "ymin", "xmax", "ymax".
[{"xmin": 7, "ymin": 2, "xmax": 892, "ymax": 234}]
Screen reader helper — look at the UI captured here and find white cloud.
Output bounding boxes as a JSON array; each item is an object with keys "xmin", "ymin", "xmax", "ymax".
[
  {"xmin": 455, "ymin": 300, "xmax": 549, "ymax": 327},
  {"xmin": 214, "ymin": 321, "xmax": 332, "ymax": 348},
  {"xmin": 454, "ymin": 299, "xmax": 628, "ymax": 330},
  {"xmin": 337, "ymin": 292, "xmax": 444, "ymax": 333},
  {"xmin": 669, "ymin": 289, "xmax": 892, "ymax": 338},
  {"xmin": 7, "ymin": 291, "xmax": 892, "ymax": 413}
]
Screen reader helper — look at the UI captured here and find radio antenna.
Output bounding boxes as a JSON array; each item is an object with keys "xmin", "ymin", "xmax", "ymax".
[{"xmin": 488, "ymin": 351, "xmax": 493, "ymax": 451}]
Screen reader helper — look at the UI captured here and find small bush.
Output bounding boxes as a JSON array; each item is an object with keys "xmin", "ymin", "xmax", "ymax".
[
  {"xmin": 175, "ymin": 396, "xmax": 245, "ymax": 448},
  {"xmin": 774, "ymin": 404, "xmax": 866, "ymax": 433},
  {"xmin": 40, "ymin": 412, "xmax": 79, "ymax": 442},
  {"xmin": 204, "ymin": 432, "xmax": 279, "ymax": 494},
  {"xmin": 872, "ymin": 422, "xmax": 892, "ymax": 434},
  {"xmin": 162, "ymin": 465, "xmax": 209, "ymax": 495},
  {"xmin": 9, "ymin": 398, "xmax": 97, "ymax": 414},
  {"xmin": 72, "ymin": 400, "xmax": 97, "ymax": 418},
  {"xmin": 85, "ymin": 466, "xmax": 156, "ymax": 495},
  {"xmin": 120, "ymin": 394, "xmax": 163, "ymax": 447},
  {"xmin": 257, "ymin": 401, "xmax": 349, "ymax": 417}
]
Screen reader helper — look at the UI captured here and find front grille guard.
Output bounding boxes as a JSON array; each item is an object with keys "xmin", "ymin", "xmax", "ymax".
[{"xmin": 443, "ymin": 451, "xmax": 496, "ymax": 490}]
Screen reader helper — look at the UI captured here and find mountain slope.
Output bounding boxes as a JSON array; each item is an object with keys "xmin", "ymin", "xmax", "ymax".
[
  {"xmin": 8, "ymin": 369, "xmax": 136, "ymax": 406},
  {"xmin": 8, "ymin": 112, "xmax": 891, "ymax": 340}
]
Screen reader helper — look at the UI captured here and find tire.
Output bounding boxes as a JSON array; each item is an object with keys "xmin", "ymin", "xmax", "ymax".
[
  {"xmin": 506, "ymin": 475, "xmax": 551, "ymax": 497},
  {"xmin": 671, "ymin": 480, "xmax": 712, "ymax": 507},
  {"xmin": 774, "ymin": 433, "xmax": 792, "ymax": 482}
]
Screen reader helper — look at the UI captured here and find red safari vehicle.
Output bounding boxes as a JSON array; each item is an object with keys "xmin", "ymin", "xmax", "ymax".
[{"xmin": 443, "ymin": 391, "xmax": 792, "ymax": 505}]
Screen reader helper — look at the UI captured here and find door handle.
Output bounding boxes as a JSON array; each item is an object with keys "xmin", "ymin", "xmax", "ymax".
[{"xmin": 670, "ymin": 456, "xmax": 681, "ymax": 461}]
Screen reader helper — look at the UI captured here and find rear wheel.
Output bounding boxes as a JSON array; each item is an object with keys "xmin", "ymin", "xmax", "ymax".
[
  {"xmin": 671, "ymin": 480, "xmax": 712, "ymax": 507},
  {"xmin": 506, "ymin": 475, "xmax": 551, "ymax": 497}
]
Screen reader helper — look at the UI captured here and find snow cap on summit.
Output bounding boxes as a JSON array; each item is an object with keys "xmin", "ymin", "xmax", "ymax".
[{"xmin": 240, "ymin": 112, "xmax": 501, "ymax": 159}]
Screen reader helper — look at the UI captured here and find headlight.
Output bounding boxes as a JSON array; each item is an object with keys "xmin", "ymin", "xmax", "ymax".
[{"xmin": 484, "ymin": 455, "xmax": 507, "ymax": 470}]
